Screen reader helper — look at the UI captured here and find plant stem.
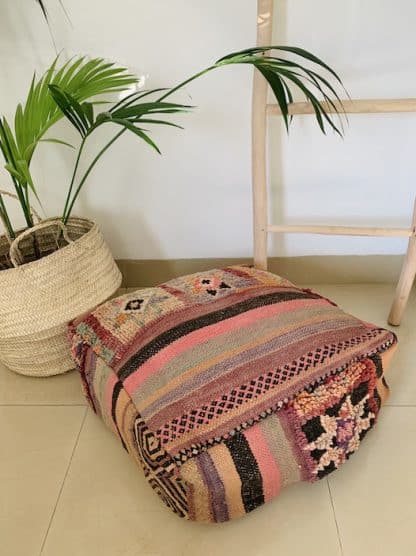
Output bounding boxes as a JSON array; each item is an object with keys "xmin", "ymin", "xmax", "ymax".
[
  {"xmin": 0, "ymin": 163, "xmax": 32, "ymax": 231},
  {"xmin": 63, "ymin": 129, "xmax": 125, "ymax": 223},
  {"xmin": 0, "ymin": 194, "xmax": 15, "ymax": 239},
  {"xmin": 0, "ymin": 121, "xmax": 35, "ymax": 229},
  {"xmin": 16, "ymin": 181, "xmax": 34, "ymax": 227},
  {"xmin": 20, "ymin": 184, "xmax": 41, "ymax": 259},
  {"xmin": 62, "ymin": 135, "xmax": 87, "ymax": 222},
  {"xmin": 157, "ymin": 65, "xmax": 218, "ymax": 102},
  {"xmin": 24, "ymin": 185, "xmax": 30, "ymax": 217}
]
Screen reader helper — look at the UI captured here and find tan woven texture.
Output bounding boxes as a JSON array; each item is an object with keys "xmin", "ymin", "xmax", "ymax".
[{"xmin": 0, "ymin": 217, "xmax": 121, "ymax": 377}]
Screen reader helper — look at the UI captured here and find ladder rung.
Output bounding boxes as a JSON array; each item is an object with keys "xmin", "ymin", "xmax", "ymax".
[
  {"xmin": 267, "ymin": 98, "xmax": 416, "ymax": 116},
  {"xmin": 267, "ymin": 224, "xmax": 412, "ymax": 238}
]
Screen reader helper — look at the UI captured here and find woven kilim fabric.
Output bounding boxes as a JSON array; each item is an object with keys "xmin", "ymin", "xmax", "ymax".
[{"xmin": 69, "ymin": 266, "xmax": 397, "ymax": 522}]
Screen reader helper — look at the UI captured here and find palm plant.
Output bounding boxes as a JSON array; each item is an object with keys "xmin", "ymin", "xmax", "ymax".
[
  {"xmin": 48, "ymin": 88, "xmax": 191, "ymax": 223},
  {"xmin": 0, "ymin": 45, "xmax": 347, "ymax": 250},
  {"xmin": 0, "ymin": 57, "xmax": 137, "ymax": 238},
  {"xmin": 47, "ymin": 46, "xmax": 347, "ymax": 225}
]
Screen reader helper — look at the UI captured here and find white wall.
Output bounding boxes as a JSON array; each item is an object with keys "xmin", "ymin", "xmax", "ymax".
[{"xmin": 0, "ymin": 0, "xmax": 414, "ymax": 259}]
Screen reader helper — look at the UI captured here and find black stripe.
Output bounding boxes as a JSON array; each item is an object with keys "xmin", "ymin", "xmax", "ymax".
[
  {"xmin": 369, "ymin": 353, "xmax": 383, "ymax": 378},
  {"xmin": 225, "ymin": 432, "xmax": 264, "ymax": 513},
  {"xmin": 150, "ymin": 472, "xmax": 187, "ymax": 505},
  {"xmin": 118, "ymin": 290, "xmax": 318, "ymax": 380},
  {"xmin": 150, "ymin": 478, "xmax": 188, "ymax": 517},
  {"xmin": 111, "ymin": 380, "xmax": 127, "ymax": 450}
]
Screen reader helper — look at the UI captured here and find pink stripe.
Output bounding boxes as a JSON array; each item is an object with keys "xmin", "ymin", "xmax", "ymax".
[
  {"xmin": 124, "ymin": 297, "xmax": 328, "ymax": 394},
  {"xmin": 244, "ymin": 425, "xmax": 281, "ymax": 502}
]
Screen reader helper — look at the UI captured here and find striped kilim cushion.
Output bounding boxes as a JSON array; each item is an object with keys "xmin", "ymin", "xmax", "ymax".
[{"xmin": 69, "ymin": 266, "xmax": 397, "ymax": 522}]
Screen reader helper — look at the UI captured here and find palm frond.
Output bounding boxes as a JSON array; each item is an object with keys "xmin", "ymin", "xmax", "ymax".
[
  {"xmin": 47, "ymin": 84, "xmax": 191, "ymax": 221},
  {"xmin": 0, "ymin": 55, "xmax": 138, "ymax": 232},
  {"xmin": 35, "ymin": 0, "xmax": 48, "ymax": 21},
  {"xmin": 15, "ymin": 56, "xmax": 137, "ymax": 164},
  {"xmin": 49, "ymin": 46, "xmax": 346, "ymax": 224},
  {"xmin": 35, "ymin": 1, "xmax": 70, "ymax": 24},
  {"xmin": 48, "ymin": 85, "xmax": 91, "ymax": 137},
  {"xmin": 48, "ymin": 85, "xmax": 190, "ymax": 141},
  {"xmin": 214, "ymin": 46, "xmax": 347, "ymax": 135}
]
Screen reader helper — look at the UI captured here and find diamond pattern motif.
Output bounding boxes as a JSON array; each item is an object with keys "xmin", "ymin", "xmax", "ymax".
[
  {"xmin": 157, "ymin": 330, "xmax": 384, "ymax": 447},
  {"xmin": 125, "ymin": 299, "xmax": 145, "ymax": 312}
]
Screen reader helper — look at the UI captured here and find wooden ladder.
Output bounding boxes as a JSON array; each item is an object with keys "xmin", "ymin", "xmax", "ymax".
[{"xmin": 252, "ymin": 0, "xmax": 416, "ymax": 326}]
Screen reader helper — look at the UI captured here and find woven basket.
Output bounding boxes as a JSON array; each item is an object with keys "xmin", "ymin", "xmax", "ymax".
[{"xmin": 0, "ymin": 200, "xmax": 122, "ymax": 377}]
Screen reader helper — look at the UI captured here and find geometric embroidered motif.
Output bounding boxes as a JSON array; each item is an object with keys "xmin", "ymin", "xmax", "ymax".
[
  {"xmin": 302, "ymin": 391, "xmax": 375, "ymax": 478},
  {"xmin": 134, "ymin": 415, "xmax": 188, "ymax": 518},
  {"xmin": 89, "ymin": 287, "xmax": 184, "ymax": 349},
  {"xmin": 289, "ymin": 358, "xmax": 381, "ymax": 480},
  {"xmin": 164, "ymin": 268, "xmax": 256, "ymax": 302},
  {"xmin": 124, "ymin": 298, "xmax": 146, "ymax": 312}
]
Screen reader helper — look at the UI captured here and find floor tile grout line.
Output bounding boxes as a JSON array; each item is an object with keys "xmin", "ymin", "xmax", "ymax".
[
  {"xmin": 38, "ymin": 406, "xmax": 88, "ymax": 556},
  {"xmin": 326, "ymin": 478, "xmax": 345, "ymax": 556},
  {"xmin": 385, "ymin": 405, "xmax": 416, "ymax": 408},
  {"xmin": 0, "ymin": 403, "xmax": 86, "ymax": 407}
]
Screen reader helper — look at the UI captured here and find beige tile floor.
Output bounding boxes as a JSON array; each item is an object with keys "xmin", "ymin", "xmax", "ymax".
[{"xmin": 1, "ymin": 284, "xmax": 415, "ymax": 556}]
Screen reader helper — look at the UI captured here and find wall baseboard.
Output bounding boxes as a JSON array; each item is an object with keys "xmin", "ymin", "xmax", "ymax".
[{"xmin": 117, "ymin": 255, "xmax": 403, "ymax": 288}]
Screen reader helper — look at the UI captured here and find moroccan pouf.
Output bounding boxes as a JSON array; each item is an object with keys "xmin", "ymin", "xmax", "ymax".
[{"xmin": 69, "ymin": 266, "xmax": 397, "ymax": 522}]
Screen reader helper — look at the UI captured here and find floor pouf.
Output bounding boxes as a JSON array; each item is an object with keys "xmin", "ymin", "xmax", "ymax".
[{"xmin": 69, "ymin": 266, "xmax": 397, "ymax": 522}]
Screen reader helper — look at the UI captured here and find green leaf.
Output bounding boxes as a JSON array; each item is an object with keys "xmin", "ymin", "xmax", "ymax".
[
  {"xmin": 133, "ymin": 118, "xmax": 184, "ymax": 130},
  {"xmin": 36, "ymin": 0, "xmax": 48, "ymax": 21},
  {"xmin": 256, "ymin": 66, "xmax": 290, "ymax": 132},
  {"xmin": 0, "ymin": 55, "xmax": 138, "ymax": 206},
  {"xmin": 82, "ymin": 102, "xmax": 94, "ymax": 126},
  {"xmin": 95, "ymin": 111, "xmax": 113, "ymax": 125},
  {"xmin": 14, "ymin": 104, "xmax": 25, "ymax": 152},
  {"xmin": 280, "ymin": 79, "xmax": 294, "ymax": 125},
  {"xmin": 214, "ymin": 45, "xmax": 346, "ymax": 136},
  {"xmin": 16, "ymin": 159, "xmax": 43, "ymax": 204},
  {"xmin": 216, "ymin": 46, "xmax": 343, "ymax": 85},
  {"xmin": 271, "ymin": 58, "xmax": 347, "ymax": 104},
  {"xmin": 0, "ymin": 118, "xmax": 20, "ymax": 165},
  {"xmin": 4, "ymin": 163, "xmax": 24, "ymax": 181},
  {"xmin": 39, "ymin": 138, "xmax": 75, "ymax": 149},
  {"xmin": 113, "ymin": 101, "xmax": 192, "ymax": 120},
  {"xmin": 109, "ymin": 88, "xmax": 168, "ymax": 114},
  {"xmin": 111, "ymin": 118, "xmax": 161, "ymax": 153},
  {"xmin": 272, "ymin": 46, "xmax": 343, "ymax": 85},
  {"xmin": 276, "ymin": 67, "xmax": 341, "ymax": 135},
  {"xmin": 48, "ymin": 84, "xmax": 89, "ymax": 137}
]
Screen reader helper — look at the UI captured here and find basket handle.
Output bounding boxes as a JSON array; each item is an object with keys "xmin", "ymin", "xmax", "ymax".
[{"xmin": 9, "ymin": 219, "xmax": 73, "ymax": 268}]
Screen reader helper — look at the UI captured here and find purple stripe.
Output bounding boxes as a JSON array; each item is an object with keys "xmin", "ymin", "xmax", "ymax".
[
  {"xmin": 140, "ymin": 317, "xmax": 358, "ymax": 419},
  {"xmin": 197, "ymin": 452, "xmax": 229, "ymax": 522}
]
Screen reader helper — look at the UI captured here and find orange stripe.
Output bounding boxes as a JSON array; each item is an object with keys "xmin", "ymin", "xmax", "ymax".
[{"xmin": 180, "ymin": 459, "xmax": 213, "ymax": 523}]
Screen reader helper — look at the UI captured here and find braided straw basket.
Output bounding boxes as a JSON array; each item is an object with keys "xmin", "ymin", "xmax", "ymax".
[{"xmin": 0, "ymin": 193, "xmax": 122, "ymax": 377}]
